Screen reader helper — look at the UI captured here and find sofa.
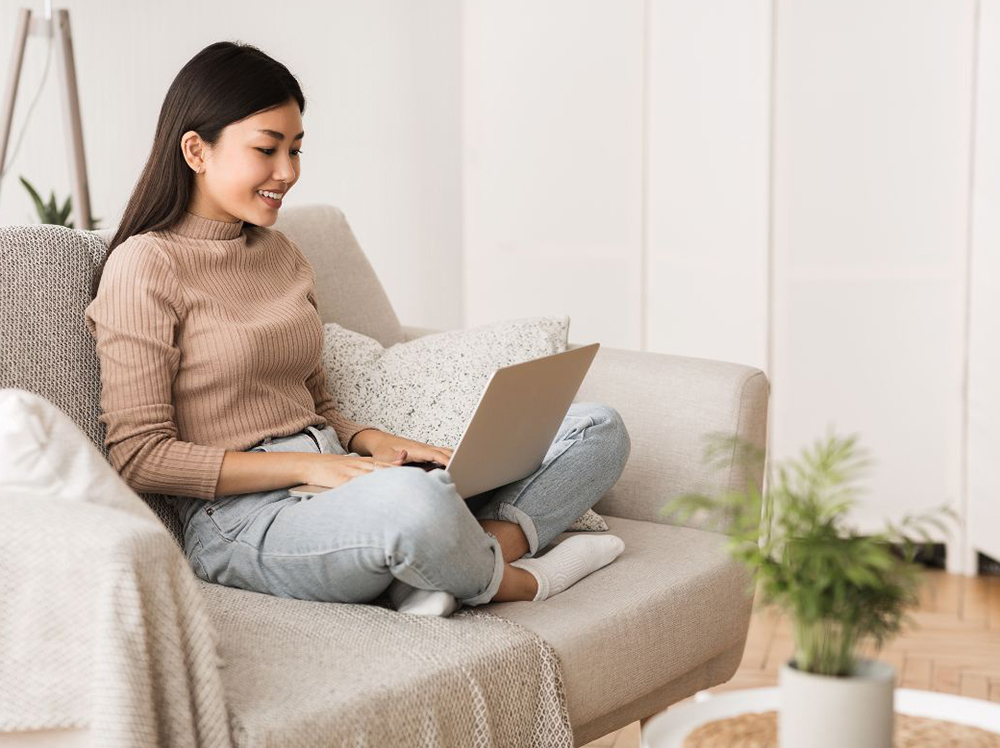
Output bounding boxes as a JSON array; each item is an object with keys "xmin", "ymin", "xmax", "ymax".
[{"xmin": 0, "ymin": 203, "xmax": 769, "ymax": 747}]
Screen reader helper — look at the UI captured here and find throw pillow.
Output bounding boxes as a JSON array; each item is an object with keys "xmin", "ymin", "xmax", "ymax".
[
  {"xmin": 0, "ymin": 387, "xmax": 161, "ymax": 521},
  {"xmin": 320, "ymin": 317, "xmax": 609, "ymax": 533}
]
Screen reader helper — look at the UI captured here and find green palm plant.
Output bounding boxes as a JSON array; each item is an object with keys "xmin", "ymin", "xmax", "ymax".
[
  {"xmin": 19, "ymin": 175, "xmax": 101, "ymax": 230},
  {"xmin": 662, "ymin": 427, "xmax": 957, "ymax": 677}
]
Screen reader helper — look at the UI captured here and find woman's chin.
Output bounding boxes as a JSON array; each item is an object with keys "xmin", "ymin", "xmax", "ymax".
[{"xmin": 249, "ymin": 207, "xmax": 280, "ymax": 226}]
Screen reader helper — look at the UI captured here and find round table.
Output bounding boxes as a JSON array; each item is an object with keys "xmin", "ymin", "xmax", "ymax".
[{"xmin": 641, "ymin": 687, "xmax": 1000, "ymax": 748}]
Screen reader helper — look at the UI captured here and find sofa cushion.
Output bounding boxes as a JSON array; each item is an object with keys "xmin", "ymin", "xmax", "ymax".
[{"xmin": 484, "ymin": 515, "xmax": 755, "ymax": 727}]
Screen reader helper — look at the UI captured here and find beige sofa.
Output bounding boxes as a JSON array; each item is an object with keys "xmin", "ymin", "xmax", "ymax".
[{"xmin": 0, "ymin": 203, "xmax": 769, "ymax": 747}]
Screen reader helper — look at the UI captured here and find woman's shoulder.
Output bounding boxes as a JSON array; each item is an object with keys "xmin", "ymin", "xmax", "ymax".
[{"xmin": 105, "ymin": 231, "xmax": 172, "ymax": 268}]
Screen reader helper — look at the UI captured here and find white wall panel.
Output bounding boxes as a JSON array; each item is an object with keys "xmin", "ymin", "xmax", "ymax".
[
  {"xmin": 462, "ymin": 0, "xmax": 645, "ymax": 349},
  {"xmin": 772, "ymin": 0, "xmax": 976, "ymax": 569},
  {"xmin": 968, "ymin": 0, "xmax": 1000, "ymax": 567},
  {"xmin": 645, "ymin": 0, "xmax": 771, "ymax": 371}
]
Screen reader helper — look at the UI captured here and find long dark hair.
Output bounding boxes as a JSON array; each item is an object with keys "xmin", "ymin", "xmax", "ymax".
[{"xmin": 106, "ymin": 41, "xmax": 305, "ymax": 259}]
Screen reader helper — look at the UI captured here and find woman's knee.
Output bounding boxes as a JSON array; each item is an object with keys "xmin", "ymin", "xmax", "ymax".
[
  {"xmin": 580, "ymin": 402, "xmax": 631, "ymax": 469},
  {"xmin": 375, "ymin": 467, "xmax": 471, "ymax": 545}
]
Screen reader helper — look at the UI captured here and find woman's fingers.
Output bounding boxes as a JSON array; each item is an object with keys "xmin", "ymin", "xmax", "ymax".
[{"xmin": 361, "ymin": 458, "xmax": 401, "ymax": 470}]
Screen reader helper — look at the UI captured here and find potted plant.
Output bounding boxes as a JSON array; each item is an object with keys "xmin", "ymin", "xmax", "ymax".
[
  {"xmin": 662, "ymin": 427, "xmax": 956, "ymax": 748},
  {"xmin": 19, "ymin": 175, "xmax": 101, "ymax": 229}
]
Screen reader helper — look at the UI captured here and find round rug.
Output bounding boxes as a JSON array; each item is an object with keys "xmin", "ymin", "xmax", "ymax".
[{"xmin": 680, "ymin": 710, "xmax": 1000, "ymax": 747}]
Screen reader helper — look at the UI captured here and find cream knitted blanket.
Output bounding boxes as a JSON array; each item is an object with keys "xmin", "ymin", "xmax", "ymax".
[{"xmin": 0, "ymin": 388, "xmax": 574, "ymax": 747}]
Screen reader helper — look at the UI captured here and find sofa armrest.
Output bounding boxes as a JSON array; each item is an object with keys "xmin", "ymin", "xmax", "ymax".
[{"xmin": 570, "ymin": 342, "xmax": 769, "ymax": 533}]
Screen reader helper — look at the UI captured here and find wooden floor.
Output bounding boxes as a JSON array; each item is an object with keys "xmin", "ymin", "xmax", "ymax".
[{"xmin": 582, "ymin": 569, "xmax": 1000, "ymax": 748}]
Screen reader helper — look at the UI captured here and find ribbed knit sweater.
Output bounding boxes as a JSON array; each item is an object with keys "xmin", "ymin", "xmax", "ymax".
[{"xmin": 84, "ymin": 210, "xmax": 375, "ymax": 501}]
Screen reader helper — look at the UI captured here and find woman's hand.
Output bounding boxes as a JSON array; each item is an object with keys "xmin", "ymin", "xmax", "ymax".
[
  {"xmin": 366, "ymin": 432, "xmax": 454, "ymax": 468},
  {"xmin": 304, "ymin": 453, "xmax": 405, "ymax": 489}
]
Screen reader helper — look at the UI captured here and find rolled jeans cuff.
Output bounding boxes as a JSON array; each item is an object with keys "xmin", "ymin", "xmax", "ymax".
[
  {"xmin": 459, "ymin": 530, "xmax": 507, "ymax": 607},
  {"xmin": 493, "ymin": 502, "xmax": 540, "ymax": 559}
]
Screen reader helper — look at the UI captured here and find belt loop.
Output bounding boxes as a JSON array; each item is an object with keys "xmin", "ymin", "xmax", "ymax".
[{"xmin": 305, "ymin": 428, "xmax": 322, "ymax": 453}]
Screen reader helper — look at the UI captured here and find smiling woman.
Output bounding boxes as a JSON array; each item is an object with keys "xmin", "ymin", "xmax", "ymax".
[{"xmin": 84, "ymin": 40, "xmax": 629, "ymax": 617}]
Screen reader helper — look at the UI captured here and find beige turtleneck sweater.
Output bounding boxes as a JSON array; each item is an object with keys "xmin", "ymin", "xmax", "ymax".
[{"xmin": 84, "ymin": 210, "xmax": 375, "ymax": 501}]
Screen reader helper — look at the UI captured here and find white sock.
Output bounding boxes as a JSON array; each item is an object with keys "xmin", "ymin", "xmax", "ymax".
[
  {"xmin": 510, "ymin": 534, "xmax": 625, "ymax": 601},
  {"xmin": 388, "ymin": 577, "xmax": 461, "ymax": 617}
]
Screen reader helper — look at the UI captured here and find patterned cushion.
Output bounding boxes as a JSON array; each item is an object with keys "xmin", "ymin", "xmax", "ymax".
[{"xmin": 320, "ymin": 316, "xmax": 609, "ymax": 532}]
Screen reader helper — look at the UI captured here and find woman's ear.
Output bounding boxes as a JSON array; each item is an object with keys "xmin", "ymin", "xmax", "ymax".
[{"xmin": 180, "ymin": 130, "xmax": 206, "ymax": 174}]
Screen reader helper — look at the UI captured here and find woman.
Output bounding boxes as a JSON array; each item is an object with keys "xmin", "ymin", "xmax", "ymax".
[{"xmin": 85, "ymin": 41, "xmax": 630, "ymax": 617}]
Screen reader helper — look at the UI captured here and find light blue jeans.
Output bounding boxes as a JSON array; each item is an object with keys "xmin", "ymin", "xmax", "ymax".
[{"xmin": 174, "ymin": 402, "xmax": 630, "ymax": 608}]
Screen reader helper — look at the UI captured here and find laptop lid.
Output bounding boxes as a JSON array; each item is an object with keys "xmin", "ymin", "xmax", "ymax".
[{"xmin": 443, "ymin": 343, "xmax": 600, "ymax": 499}]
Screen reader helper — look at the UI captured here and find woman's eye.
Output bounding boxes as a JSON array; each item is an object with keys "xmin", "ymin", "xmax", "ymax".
[{"xmin": 257, "ymin": 148, "xmax": 303, "ymax": 156}]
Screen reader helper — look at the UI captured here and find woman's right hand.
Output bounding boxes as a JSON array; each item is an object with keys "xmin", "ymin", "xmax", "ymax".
[{"xmin": 304, "ymin": 451, "xmax": 406, "ymax": 489}]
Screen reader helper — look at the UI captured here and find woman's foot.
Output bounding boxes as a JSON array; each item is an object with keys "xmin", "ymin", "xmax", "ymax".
[
  {"xmin": 510, "ymin": 534, "xmax": 625, "ymax": 601},
  {"xmin": 388, "ymin": 578, "xmax": 461, "ymax": 617}
]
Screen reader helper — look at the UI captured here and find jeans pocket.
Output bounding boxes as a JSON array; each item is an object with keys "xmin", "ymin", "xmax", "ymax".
[
  {"xmin": 203, "ymin": 495, "xmax": 249, "ymax": 541},
  {"xmin": 186, "ymin": 536, "xmax": 211, "ymax": 581},
  {"xmin": 204, "ymin": 491, "xmax": 283, "ymax": 542}
]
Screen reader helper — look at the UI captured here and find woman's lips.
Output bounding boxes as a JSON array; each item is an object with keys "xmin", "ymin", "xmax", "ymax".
[{"xmin": 258, "ymin": 191, "xmax": 282, "ymax": 209}]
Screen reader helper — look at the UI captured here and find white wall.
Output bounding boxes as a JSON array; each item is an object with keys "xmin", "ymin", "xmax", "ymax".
[
  {"xmin": 462, "ymin": 0, "xmax": 646, "ymax": 350},
  {"xmin": 645, "ymin": 0, "xmax": 771, "ymax": 373},
  {"xmin": 0, "ymin": 0, "xmax": 464, "ymax": 330}
]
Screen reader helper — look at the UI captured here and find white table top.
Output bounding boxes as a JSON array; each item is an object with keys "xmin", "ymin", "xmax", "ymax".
[{"xmin": 641, "ymin": 687, "xmax": 1000, "ymax": 748}]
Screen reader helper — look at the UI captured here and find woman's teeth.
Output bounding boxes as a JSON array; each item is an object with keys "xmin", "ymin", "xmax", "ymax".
[{"xmin": 258, "ymin": 190, "xmax": 282, "ymax": 200}]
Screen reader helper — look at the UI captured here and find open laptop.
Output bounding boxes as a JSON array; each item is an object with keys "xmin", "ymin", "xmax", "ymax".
[
  {"xmin": 414, "ymin": 342, "xmax": 600, "ymax": 499},
  {"xmin": 290, "ymin": 342, "xmax": 600, "ymax": 500}
]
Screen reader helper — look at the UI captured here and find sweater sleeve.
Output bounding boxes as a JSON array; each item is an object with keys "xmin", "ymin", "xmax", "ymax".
[
  {"xmin": 84, "ymin": 239, "xmax": 226, "ymax": 500},
  {"xmin": 301, "ymin": 273, "xmax": 378, "ymax": 454}
]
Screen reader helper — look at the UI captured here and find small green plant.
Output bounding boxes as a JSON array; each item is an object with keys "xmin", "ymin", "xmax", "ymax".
[
  {"xmin": 662, "ymin": 427, "xmax": 956, "ymax": 678},
  {"xmin": 19, "ymin": 175, "xmax": 101, "ymax": 229}
]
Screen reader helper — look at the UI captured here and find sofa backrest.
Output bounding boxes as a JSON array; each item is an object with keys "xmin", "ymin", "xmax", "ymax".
[
  {"xmin": 1, "ymin": 205, "xmax": 403, "ymax": 548},
  {"xmin": 273, "ymin": 204, "xmax": 404, "ymax": 346}
]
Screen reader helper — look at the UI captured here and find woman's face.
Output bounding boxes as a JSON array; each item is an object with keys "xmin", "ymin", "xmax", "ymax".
[{"xmin": 182, "ymin": 98, "xmax": 303, "ymax": 226}]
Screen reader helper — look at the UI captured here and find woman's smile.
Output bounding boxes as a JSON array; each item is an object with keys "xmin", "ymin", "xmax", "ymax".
[{"xmin": 257, "ymin": 190, "xmax": 283, "ymax": 209}]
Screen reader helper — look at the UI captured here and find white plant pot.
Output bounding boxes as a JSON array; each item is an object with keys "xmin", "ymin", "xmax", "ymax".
[{"xmin": 779, "ymin": 657, "xmax": 895, "ymax": 748}]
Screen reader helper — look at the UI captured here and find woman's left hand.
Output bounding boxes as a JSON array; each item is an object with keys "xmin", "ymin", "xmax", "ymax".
[{"xmin": 368, "ymin": 432, "xmax": 454, "ymax": 468}]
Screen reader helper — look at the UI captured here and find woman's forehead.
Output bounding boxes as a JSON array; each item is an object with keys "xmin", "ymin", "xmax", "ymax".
[{"xmin": 235, "ymin": 104, "xmax": 304, "ymax": 138}]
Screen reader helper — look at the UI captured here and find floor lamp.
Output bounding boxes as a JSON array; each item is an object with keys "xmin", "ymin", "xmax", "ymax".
[{"xmin": 0, "ymin": 2, "xmax": 92, "ymax": 230}]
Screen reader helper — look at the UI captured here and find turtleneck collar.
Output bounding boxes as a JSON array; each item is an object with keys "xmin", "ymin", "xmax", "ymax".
[{"xmin": 172, "ymin": 210, "xmax": 245, "ymax": 241}]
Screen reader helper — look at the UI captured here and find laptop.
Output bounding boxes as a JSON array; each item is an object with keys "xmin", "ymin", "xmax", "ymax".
[
  {"xmin": 289, "ymin": 342, "xmax": 600, "ymax": 500},
  {"xmin": 424, "ymin": 342, "xmax": 600, "ymax": 499}
]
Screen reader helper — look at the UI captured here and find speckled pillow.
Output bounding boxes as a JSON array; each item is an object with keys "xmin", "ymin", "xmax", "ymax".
[{"xmin": 320, "ymin": 316, "xmax": 609, "ymax": 533}]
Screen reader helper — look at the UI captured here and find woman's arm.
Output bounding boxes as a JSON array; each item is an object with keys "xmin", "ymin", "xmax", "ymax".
[
  {"xmin": 347, "ymin": 428, "xmax": 383, "ymax": 455},
  {"xmin": 85, "ymin": 240, "xmax": 226, "ymax": 500},
  {"xmin": 214, "ymin": 450, "xmax": 317, "ymax": 497},
  {"xmin": 212, "ymin": 429, "xmax": 390, "ymax": 497}
]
